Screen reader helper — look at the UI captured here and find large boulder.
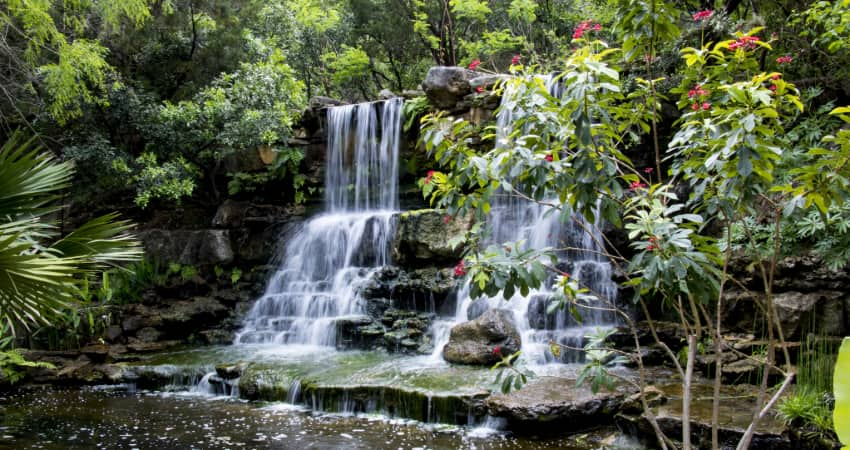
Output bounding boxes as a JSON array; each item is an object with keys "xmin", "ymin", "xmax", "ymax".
[
  {"xmin": 485, "ymin": 377, "xmax": 629, "ymax": 434},
  {"xmin": 138, "ymin": 229, "xmax": 234, "ymax": 266},
  {"xmin": 392, "ymin": 209, "xmax": 472, "ymax": 266},
  {"xmin": 422, "ymin": 66, "xmax": 478, "ymax": 109},
  {"xmin": 723, "ymin": 289, "xmax": 848, "ymax": 339},
  {"xmin": 443, "ymin": 309, "xmax": 521, "ymax": 365}
]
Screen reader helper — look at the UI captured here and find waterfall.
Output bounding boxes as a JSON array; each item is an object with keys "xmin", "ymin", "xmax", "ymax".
[
  {"xmin": 432, "ymin": 75, "xmax": 618, "ymax": 364},
  {"xmin": 234, "ymin": 98, "xmax": 403, "ymax": 346}
]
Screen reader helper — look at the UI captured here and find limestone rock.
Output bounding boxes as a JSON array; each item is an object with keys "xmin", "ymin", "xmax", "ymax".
[
  {"xmin": 392, "ymin": 209, "xmax": 472, "ymax": 266},
  {"xmin": 422, "ymin": 66, "xmax": 478, "ymax": 109},
  {"xmin": 309, "ymin": 96, "xmax": 346, "ymax": 109},
  {"xmin": 138, "ymin": 229, "xmax": 234, "ymax": 266},
  {"xmin": 443, "ymin": 309, "xmax": 521, "ymax": 365},
  {"xmin": 484, "ymin": 376, "xmax": 628, "ymax": 434}
]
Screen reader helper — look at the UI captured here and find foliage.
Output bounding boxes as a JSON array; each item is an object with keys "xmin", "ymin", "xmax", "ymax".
[
  {"xmin": 835, "ymin": 337, "xmax": 850, "ymax": 448},
  {"xmin": 492, "ymin": 349, "xmax": 535, "ymax": 393},
  {"xmin": 0, "ymin": 133, "xmax": 142, "ymax": 336},
  {"xmin": 0, "ymin": 348, "xmax": 54, "ymax": 384},
  {"xmin": 777, "ymin": 387, "xmax": 833, "ymax": 432},
  {"xmin": 575, "ymin": 328, "xmax": 628, "ymax": 393}
]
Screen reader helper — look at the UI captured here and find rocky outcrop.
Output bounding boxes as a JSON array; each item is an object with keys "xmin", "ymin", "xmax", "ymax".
[
  {"xmin": 443, "ymin": 309, "xmax": 521, "ymax": 365},
  {"xmin": 485, "ymin": 377, "xmax": 630, "ymax": 434},
  {"xmin": 392, "ymin": 209, "xmax": 472, "ymax": 266},
  {"xmin": 723, "ymin": 289, "xmax": 849, "ymax": 340},
  {"xmin": 139, "ymin": 229, "xmax": 234, "ymax": 266},
  {"xmin": 422, "ymin": 66, "xmax": 479, "ymax": 109},
  {"xmin": 360, "ymin": 266, "xmax": 458, "ymax": 313}
]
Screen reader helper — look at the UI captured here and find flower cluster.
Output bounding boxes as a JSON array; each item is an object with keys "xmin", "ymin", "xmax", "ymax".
[
  {"xmin": 573, "ymin": 20, "xmax": 601, "ymax": 39},
  {"xmin": 692, "ymin": 9, "xmax": 713, "ymax": 21},
  {"xmin": 776, "ymin": 55, "xmax": 793, "ymax": 64},
  {"xmin": 688, "ymin": 84, "xmax": 708, "ymax": 99},
  {"xmin": 728, "ymin": 35, "xmax": 760, "ymax": 50},
  {"xmin": 468, "ymin": 59, "xmax": 481, "ymax": 70},
  {"xmin": 630, "ymin": 180, "xmax": 647, "ymax": 190},
  {"xmin": 644, "ymin": 167, "xmax": 654, "ymax": 174},
  {"xmin": 454, "ymin": 260, "xmax": 466, "ymax": 276},
  {"xmin": 424, "ymin": 170, "xmax": 435, "ymax": 184},
  {"xmin": 647, "ymin": 236, "xmax": 658, "ymax": 251},
  {"xmin": 511, "ymin": 54, "xmax": 521, "ymax": 65},
  {"xmin": 691, "ymin": 101, "xmax": 711, "ymax": 111}
]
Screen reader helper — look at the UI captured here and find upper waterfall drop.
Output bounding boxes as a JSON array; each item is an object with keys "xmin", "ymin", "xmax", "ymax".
[{"xmin": 234, "ymin": 98, "xmax": 404, "ymax": 346}]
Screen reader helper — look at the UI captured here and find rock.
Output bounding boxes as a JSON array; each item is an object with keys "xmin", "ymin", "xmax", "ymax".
[
  {"xmin": 104, "ymin": 325, "xmax": 123, "ymax": 342},
  {"xmin": 138, "ymin": 229, "xmax": 234, "ymax": 266},
  {"xmin": 402, "ymin": 89, "xmax": 426, "ymax": 99},
  {"xmin": 199, "ymin": 329, "xmax": 234, "ymax": 345},
  {"xmin": 484, "ymin": 377, "xmax": 629, "ymax": 434},
  {"xmin": 309, "ymin": 96, "xmax": 346, "ymax": 109},
  {"xmin": 80, "ymin": 344, "xmax": 110, "ymax": 363},
  {"xmin": 212, "ymin": 199, "xmax": 249, "ymax": 228},
  {"xmin": 135, "ymin": 327, "xmax": 163, "ymax": 343},
  {"xmin": 774, "ymin": 291, "xmax": 845, "ymax": 338},
  {"xmin": 216, "ymin": 362, "xmax": 247, "ymax": 380},
  {"xmin": 379, "ymin": 89, "xmax": 397, "ymax": 99},
  {"xmin": 443, "ymin": 309, "xmax": 521, "ymax": 365},
  {"xmin": 422, "ymin": 66, "xmax": 478, "ymax": 109},
  {"xmin": 469, "ymin": 74, "xmax": 511, "ymax": 90},
  {"xmin": 392, "ymin": 209, "xmax": 473, "ymax": 266},
  {"xmin": 361, "ymin": 266, "xmax": 458, "ymax": 313},
  {"xmin": 125, "ymin": 340, "xmax": 181, "ymax": 353}
]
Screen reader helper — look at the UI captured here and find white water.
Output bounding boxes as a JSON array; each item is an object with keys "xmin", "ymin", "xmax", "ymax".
[
  {"xmin": 430, "ymin": 75, "xmax": 618, "ymax": 364},
  {"xmin": 234, "ymin": 98, "xmax": 403, "ymax": 346}
]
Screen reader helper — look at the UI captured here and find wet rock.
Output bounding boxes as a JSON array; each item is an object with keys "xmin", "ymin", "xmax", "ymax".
[
  {"xmin": 443, "ymin": 309, "xmax": 521, "ymax": 365},
  {"xmin": 309, "ymin": 96, "xmax": 346, "ymax": 109},
  {"xmin": 379, "ymin": 89, "xmax": 397, "ymax": 99},
  {"xmin": 724, "ymin": 290, "xmax": 847, "ymax": 339},
  {"xmin": 104, "ymin": 325, "xmax": 123, "ymax": 343},
  {"xmin": 80, "ymin": 344, "xmax": 110, "ymax": 363},
  {"xmin": 125, "ymin": 340, "xmax": 181, "ymax": 353},
  {"xmin": 216, "ymin": 362, "xmax": 247, "ymax": 380},
  {"xmin": 138, "ymin": 229, "xmax": 234, "ymax": 266},
  {"xmin": 618, "ymin": 382, "xmax": 791, "ymax": 449},
  {"xmin": 422, "ymin": 66, "xmax": 479, "ymax": 109},
  {"xmin": 392, "ymin": 209, "xmax": 472, "ymax": 266},
  {"xmin": 469, "ymin": 74, "xmax": 510, "ymax": 90},
  {"xmin": 485, "ymin": 377, "xmax": 629, "ymax": 434},
  {"xmin": 135, "ymin": 327, "xmax": 162, "ymax": 343},
  {"xmin": 361, "ymin": 266, "xmax": 458, "ymax": 314},
  {"xmin": 199, "ymin": 329, "xmax": 234, "ymax": 345}
]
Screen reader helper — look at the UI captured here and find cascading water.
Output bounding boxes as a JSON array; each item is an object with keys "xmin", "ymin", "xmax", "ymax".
[
  {"xmin": 431, "ymin": 75, "xmax": 618, "ymax": 364},
  {"xmin": 234, "ymin": 98, "xmax": 403, "ymax": 346}
]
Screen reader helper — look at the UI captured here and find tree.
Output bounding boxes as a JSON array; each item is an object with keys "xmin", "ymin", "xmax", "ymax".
[{"xmin": 0, "ymin": 133, "xmax": 142, "ymax": 337}]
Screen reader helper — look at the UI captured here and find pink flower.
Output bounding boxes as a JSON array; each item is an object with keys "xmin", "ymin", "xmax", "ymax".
[
  {"xmin": 693, "ymin": 10, "xmax": 713, "ymax": 21},
  {"xmin": 493, "ymin": 346, "xmax": 502, "ymax": 355},
  {"xmin": 691, "ymin": 102, "xmax": 700, "ymax": 111},
  {"xmin": 443, "ymin": 215, "xmax": 451, "ymax": 224},
  {"xmin": 511, "ymin": 54, "xmax": 521, "ymax": 65},
  {"xmin": 644, "ymin": 167, "xmax": 654, "ymax": 174},
  {"xmin": 728, "ymin": 36, "xmax": 761, "ymax": 51},
  {"xmin": 776, "ymin": 55, "xmax": 793, "ymax": 64},
  {"xmin": 573, "ymin": 20, "xmax": 592, "ymax": 39},
  {"xmin": 769, "ymin": 84, "xmax": 777, "ymax": 91},
  {"xmin": 593, "ymin": 23, "xmax": 601, "ymax": 31},
  {"xmin": 630, "ymin": 181, "xmax": 647, "ymax": 190},
  {"xmin": 454, "ymin": 260, "xmax": 467, "ymax": 277},
  {"xmin": 688, "ymin": 85, "xmax": 708, "ymax": 99},
  {"xmin": 771, "ymin": 74, "xmax": 781, "ymax": 80},
  {"xmin": 468, "ymin": 59, "xmax": 481, "ymax": 70},
  {"xmin": 545, "ymin": 153, "xmax": 554, "ymax": 162},
  {"xmin": 424, "ymin": 170, "xmax": 435, "ymax": 184},
  {"xmin": 647, "ymin": 244, "xmax": 656, "ymax": 251},
  {"xmin": 476, "ymin": 86, "xmax": 484, "ymax": 93},
  {"xmin": 702, "ymin": 102, "xmax": 711, "ymax": 110}
]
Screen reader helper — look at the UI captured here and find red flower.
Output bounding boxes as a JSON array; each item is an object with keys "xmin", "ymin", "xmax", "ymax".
[
  {"xmin": 443, "ymin": 215, "xmax": 451, "ymax": 224},
  {"xmin": 776, "ymin": 55, "xmax": 793, "ymax": 64},
  {"xmin": 729, "ymin": 41, "xmax": 743, "ymax": 50},
  {"xmin": 511, "ymin": 54, "xmax": 521, "ymax": 65},
  {"xmin": 728, "ymin": 36, "xmax": 761, "ymax": 51},
  {"xmin": 454, "ymin": 260, "xmax": 467, "ymax": 277},
  {"xmin": 647, "ymin": 244, "xmax": 656, "ymax": 251},
  {"xmin": 691, "ymin": 102, "xmax": 700, "ymax": 111},
  {"xmin": 630, "ymin": 181, "xmax": 647, "ymax": 190},
  {"xmin": 688, "ymin": 84, "xmax": 708, "ymax": 99},
  {"xmin": 644, "ymin": 167, "xmax": 654, "ymax": 174},
  {"xmin": 693, "ymin": 10, "xmax": 713, "ymax": 21},
  {"xmin": 468, "ymin": 59, "xmax": 481, "ymax": 70},
  {"xmin": 769, "ymin": 84, "xmax": 777, "ymax": 91},
  {"xmin": 771, "ymin": 74, "xmax": 781, "ymax": 80},
  {"xmin": 649, "ymin": 236, "xmax": 657, "ymax": 243},
  {"xmin": 702, "ymin": 102, "xmax": 711, "ymax": 110},
  {"xmin": 573, "ymin": 20, "xmax": 592, "ymax": 39},
  {"xmin": 493, "ymin": 345, "xmax": 502, "ymax": 355},
  {"xmin": 424, "ymin": 170, "xmax": 435, "ymax": 184},
  {"xmin": 476, "ymin": 86, "xmax": 484, "ymax": 93},
  {"xmin": 545, "ymin": 153, "xmax": 554, "ymax": 162},
  {"xmin": 593, "ymin": 23, "xmax": 601, "ymax": 31}
]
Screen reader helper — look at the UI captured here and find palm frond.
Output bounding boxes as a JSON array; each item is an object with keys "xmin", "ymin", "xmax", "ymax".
[
  {"xmin": 51, "ymin": 213, "xmax": 143, "ymax": 270},
  {"xmin": 0, "ymin": 132, "xmax": 73, "ymax": 219}
]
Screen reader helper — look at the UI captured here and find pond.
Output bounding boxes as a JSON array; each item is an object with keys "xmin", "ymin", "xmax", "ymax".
[{"xmin": 0, "ymin": 385, "xmax": 639, "ymax": 449}]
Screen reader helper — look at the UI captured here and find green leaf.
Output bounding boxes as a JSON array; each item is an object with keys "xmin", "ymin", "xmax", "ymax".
[{"xmin": 835, "ymin": 337, "xmax": 850, "ymax": 448}]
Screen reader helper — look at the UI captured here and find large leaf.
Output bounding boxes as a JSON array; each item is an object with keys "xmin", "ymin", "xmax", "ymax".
[
  {"xmin": 836, "ymin": 337, "xmax": 850, "ymax": 449},
  {"xmin": 0, "ymin": 133, "xmax": 73, "ymax": 219}
]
